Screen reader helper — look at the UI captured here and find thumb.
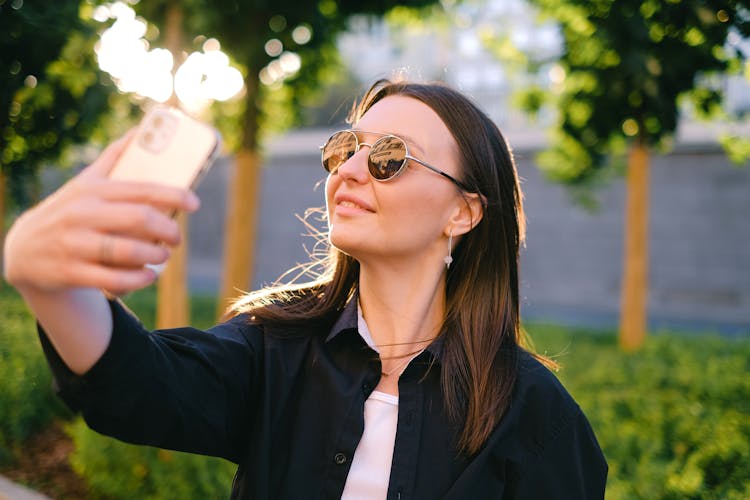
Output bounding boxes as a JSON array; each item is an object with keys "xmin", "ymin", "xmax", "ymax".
[{"xmin": 79, "ymin": 129, "xmax": 137, "ymax": 179}]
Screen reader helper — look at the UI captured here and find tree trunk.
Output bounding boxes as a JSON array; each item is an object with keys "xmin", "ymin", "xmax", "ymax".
[
  {"xmin": 217, "ymin": 69, "xmax": 261, "ymax": 318},
  {"xmin": 157, "ymin": 212, "xmax": 190, "ymax": 328},
  {"xmin": 155, "ymin": 0, "xmax": 189, "ymax": 328},
  {"xmin": 217, "ymin": 149, "xmax": 261, "ymax": 316},
  {"xmin": 619, "ymin": 142, "xmax": 650, "ymax": 351}
]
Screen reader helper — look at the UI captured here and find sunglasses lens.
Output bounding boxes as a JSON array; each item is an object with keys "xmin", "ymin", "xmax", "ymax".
[
  {"xmin": 368, "ymin": 136, "xmax": 406, "ymax": 180},
  {"xmin": 322, "ymin": 131, "xmax": 358, "ymax": 173}
]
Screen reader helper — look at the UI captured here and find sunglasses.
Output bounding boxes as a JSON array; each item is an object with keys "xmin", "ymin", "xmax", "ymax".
[{"xmin": 320, "ymin": 130, "xmax": 472, "ymax": 192}]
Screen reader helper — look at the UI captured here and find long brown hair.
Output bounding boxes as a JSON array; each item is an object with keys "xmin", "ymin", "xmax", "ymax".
[{"xmin": 232, "ymin": 79, "xmax": 533, "ymax": 455}]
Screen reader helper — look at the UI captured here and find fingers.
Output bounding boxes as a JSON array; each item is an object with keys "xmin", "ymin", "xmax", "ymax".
[
  {"xmin": 68, "ymin": 201, "xmax": 183, "ymax": 246},
  {"xmin": 5, "ymin": 130, "xmax": 202, "ymax": 294},
  {"xmin": 75, "ymin": 130, "xmax": 200, "ymax": 213},
  {"xmin": 52, "ymin": 232, "xmax": 169, "ymax": 294},
  {"xmin": 100, "ymin": 181, "xmax": 201, "ymax": 213},
  {"xmin": 79, "ymin": 129, "xmax": 137, "ymax": 179},
  {"xmin": 70, "ymin": 131, "xmax": 200, "ymax": 216},
  {"xmin": 62, "ymin": 260, "xmax": 160, "ymax": 294},
  {"xmin": 70, "ymin": 177, "xmax": 200, "ymax": 215},
  {"xmin": 62, "ymin": 231, "xmax": 171, "ymax": 269},
  {"xmin": 4, "ymin": 227, "xmax": 164, "ymax": 294}
]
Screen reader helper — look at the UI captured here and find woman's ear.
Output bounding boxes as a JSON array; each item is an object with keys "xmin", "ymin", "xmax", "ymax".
[{"xmin": 447, "ymin": 192, "xmax": 484, "ymax": 237}]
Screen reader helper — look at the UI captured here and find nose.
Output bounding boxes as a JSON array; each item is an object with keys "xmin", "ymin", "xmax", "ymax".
[{"xmin": 335, "ymin": 144, "xmax": 371, "ymax": 183}]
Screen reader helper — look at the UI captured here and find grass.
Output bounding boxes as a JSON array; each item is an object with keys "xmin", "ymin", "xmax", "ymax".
[{"xmin": 0, "ymin": 284, "xmax": 69, "ymax": 462}]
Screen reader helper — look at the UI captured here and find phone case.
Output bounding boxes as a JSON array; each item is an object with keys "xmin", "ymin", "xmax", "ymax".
[{"xmin": 109, "ymin": 106, "xmax": 220, "ymax": 190}]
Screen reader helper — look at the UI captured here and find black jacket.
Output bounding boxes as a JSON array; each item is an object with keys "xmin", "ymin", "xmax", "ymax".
[{"xmin": 41, "ymin": 298, "xmax": 607, "ymax": 499}]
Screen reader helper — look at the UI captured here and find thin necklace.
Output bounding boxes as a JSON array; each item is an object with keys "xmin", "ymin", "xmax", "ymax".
[
  {"xmin": 378, "ymin": 346, "xmax": 425, "ymax": 360},
  {"xmin": 381, "ymin": 348, "xmax": 426, "ymax": 377},
  {"xmin": 372, "ymin": 335, "xmax": 438, "ymax": 348}
]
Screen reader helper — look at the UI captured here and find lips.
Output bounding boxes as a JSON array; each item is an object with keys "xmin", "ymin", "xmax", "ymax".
[{"xmin": 334, "ymin": 194, "xmax": 375, "ymax": 212}]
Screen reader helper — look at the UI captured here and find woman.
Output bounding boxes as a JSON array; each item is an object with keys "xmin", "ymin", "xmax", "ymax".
[{"xmin": 3, "ymin": 79, "xmax": 607, "ymax": 499}]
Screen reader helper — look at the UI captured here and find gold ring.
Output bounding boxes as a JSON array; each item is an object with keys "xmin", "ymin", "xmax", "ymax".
[{"xmin": 99, "ymin": 235, "xmax": 115, "ymax": 265}]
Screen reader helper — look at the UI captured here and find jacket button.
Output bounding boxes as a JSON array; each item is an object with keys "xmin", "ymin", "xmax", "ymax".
[
  {"xmin": 334, "ymin": 452, "xmax": 347, "ymax": 465},
  {"xmin": 362, "ymin": 382, "xmax": 372, "ymax": 394}
]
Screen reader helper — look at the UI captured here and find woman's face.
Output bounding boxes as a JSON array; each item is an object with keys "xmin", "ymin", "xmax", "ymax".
[{"xmin": 325, "ymin": 95, "xmax": 464, "ymax": 267}]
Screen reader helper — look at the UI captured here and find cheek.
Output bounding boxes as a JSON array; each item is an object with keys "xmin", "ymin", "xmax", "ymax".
[
  {"xmin": 378, "ymin": 188, "xmax": 447, "ymax": 234},
  {"xmin": 324, "ymin": 175, "xmax": 337, "ymax": 217}
]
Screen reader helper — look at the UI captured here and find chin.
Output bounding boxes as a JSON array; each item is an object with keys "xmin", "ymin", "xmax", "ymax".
[
  {"xmin": 329, "ymin": 230, "xmax": 354, "ymax": 254},
  {"xmin": 328, "ymin": 230, "xmax": 369, "ymax": 261}
]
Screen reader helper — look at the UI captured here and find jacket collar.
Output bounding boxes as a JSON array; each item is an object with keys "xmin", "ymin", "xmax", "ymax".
[{"xmin": 326, "ymin": 291, "xmax": 445, "ymax": 361}]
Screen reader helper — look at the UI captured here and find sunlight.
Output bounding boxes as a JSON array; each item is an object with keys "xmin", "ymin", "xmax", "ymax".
[{"xmin": 94, "ymin": 2, "xmax": 244, "ymax": 107}]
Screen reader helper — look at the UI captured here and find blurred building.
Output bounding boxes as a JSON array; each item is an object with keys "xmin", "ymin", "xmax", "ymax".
[
  {"xmin": 337, "ymin": 0, "xmax": 750, "ymax": 126},
  {"xmin": 338, "ymin": 0, "xmax": 558, "ymax": 128}
]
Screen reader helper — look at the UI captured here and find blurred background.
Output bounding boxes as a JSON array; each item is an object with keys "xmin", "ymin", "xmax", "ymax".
[{"xmin": 2, "ymin": 0, "xmax": 750, "ymax": 499}]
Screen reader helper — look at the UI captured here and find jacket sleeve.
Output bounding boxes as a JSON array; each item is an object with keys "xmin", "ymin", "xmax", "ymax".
[
  {"xmin": 514, "ymin": 404, "xmax": 608, "ymax": 499},
  {"xmin": 38, "ymin": 298, "xmax": 263, "ymax": 464}
]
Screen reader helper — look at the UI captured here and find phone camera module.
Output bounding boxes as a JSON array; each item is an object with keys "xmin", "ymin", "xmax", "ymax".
[{"xmin": 139, "ymin": 109, "xmax": 177, "ymax": 153}]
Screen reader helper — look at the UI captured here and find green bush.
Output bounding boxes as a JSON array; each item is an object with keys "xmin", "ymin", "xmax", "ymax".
[
  {"xmin": 0, "ymin": 283, "xmax": 69, "ymax": 463},
  {"xmin": 527, "ymin": 323, "xmax": 750, "ymax": 500},
  {"xmin": 67, "ymin": 418, "xmax": 235, "ymax": 500}
]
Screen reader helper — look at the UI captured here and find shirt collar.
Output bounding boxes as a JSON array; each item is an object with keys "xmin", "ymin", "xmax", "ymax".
[
  {"xmin": 325, "ymin": 291, "xmax": 445, "ymax": 361},
  {"xmin": 326, "ymin": 293, "xmax": 359, "ymax": 342},
  {"xmin": 356, "ymin": 301, "xmax": 379, "ymax": 352}
]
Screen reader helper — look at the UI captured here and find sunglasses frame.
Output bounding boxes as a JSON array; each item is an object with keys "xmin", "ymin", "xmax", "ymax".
[{"xmin": 320, "ymin": 130, "xmax": 473, "ymax": 192}]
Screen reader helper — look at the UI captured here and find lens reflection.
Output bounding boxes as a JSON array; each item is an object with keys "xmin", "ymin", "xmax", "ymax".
[
  {"xmin": 369, "ymin": 136, "xmax": 406, "ymax": 180},
  {"xmin": 322, "ymin": 131, "xmax": 357, "ymax": 172}
]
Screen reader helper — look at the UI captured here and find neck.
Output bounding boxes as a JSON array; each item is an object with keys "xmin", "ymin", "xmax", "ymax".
[{"xmin": 357, "ymin": 257, "xmax": 446, "ymax": 359}]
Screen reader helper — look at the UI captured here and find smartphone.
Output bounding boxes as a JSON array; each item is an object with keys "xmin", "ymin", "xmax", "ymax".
[
  {"xmin": 108, "ymin": 106, "xmax": 220, "ymax": 275},
  {"xmin": 109, "ymin": 105, "xmax": 220, "ymax": 191}
]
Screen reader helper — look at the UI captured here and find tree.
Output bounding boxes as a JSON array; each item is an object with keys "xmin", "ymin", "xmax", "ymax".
[
  {"xmin": 155, "ymin": 1, "xmax": 193, "ymax": 329},
  {"xmin": 137, "ymin": 0, "xmax": 442, "ymax": 315},
  {"xmin": 524, "ymin": 0, "xmax": 750, "ymax": 350},
  {"xmin": 1, "ymin": 2, "xmax": 125, "ymax": 264}
]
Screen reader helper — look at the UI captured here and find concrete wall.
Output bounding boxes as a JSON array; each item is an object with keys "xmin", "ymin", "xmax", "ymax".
[
  {"xmin": 188, "ymin": 129, "xmax": 750, "ymax": 334},
  {"xmin": 517, "ymin": 146, "xmax": 750, "ymax": 333}
]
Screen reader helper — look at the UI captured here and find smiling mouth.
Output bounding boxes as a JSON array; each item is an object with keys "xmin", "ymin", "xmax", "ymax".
[{"xmin": 337, "ymin": 200, "xmax": 373, "ymax": 212}]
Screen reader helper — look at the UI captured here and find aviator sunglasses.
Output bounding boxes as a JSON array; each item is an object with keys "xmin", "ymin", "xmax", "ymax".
[{"xmin": 320, "ymin": 130, "xmax": 473, "ymax": 192}]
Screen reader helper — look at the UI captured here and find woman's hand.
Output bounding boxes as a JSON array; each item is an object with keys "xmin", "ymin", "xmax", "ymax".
[{"xmin": 3, "ymin": 133, "xmax": 200, "ymax": 295}]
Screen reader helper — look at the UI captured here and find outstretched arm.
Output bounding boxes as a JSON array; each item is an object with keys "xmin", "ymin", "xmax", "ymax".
[{"xmin": 3, "ymin": 134, "xmax": 200, "ymax": 374}]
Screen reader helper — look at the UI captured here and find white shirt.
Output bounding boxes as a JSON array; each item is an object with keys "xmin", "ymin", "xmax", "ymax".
[{"xmin": 340, "ymin": 304, "xmax": 399, "ymax": 499}]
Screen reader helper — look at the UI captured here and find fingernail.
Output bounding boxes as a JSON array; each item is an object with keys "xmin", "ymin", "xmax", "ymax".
[
  {"xmin": 157, "ymin": 246, "xmax": 171, "ymax": 262},
  {"xmin": 144, "ymin": 264, "xmax": 162, "ymax": 279},
  {"xmin": 187, "ymin": 192, "xmax": 201, "ymax": 211}
]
